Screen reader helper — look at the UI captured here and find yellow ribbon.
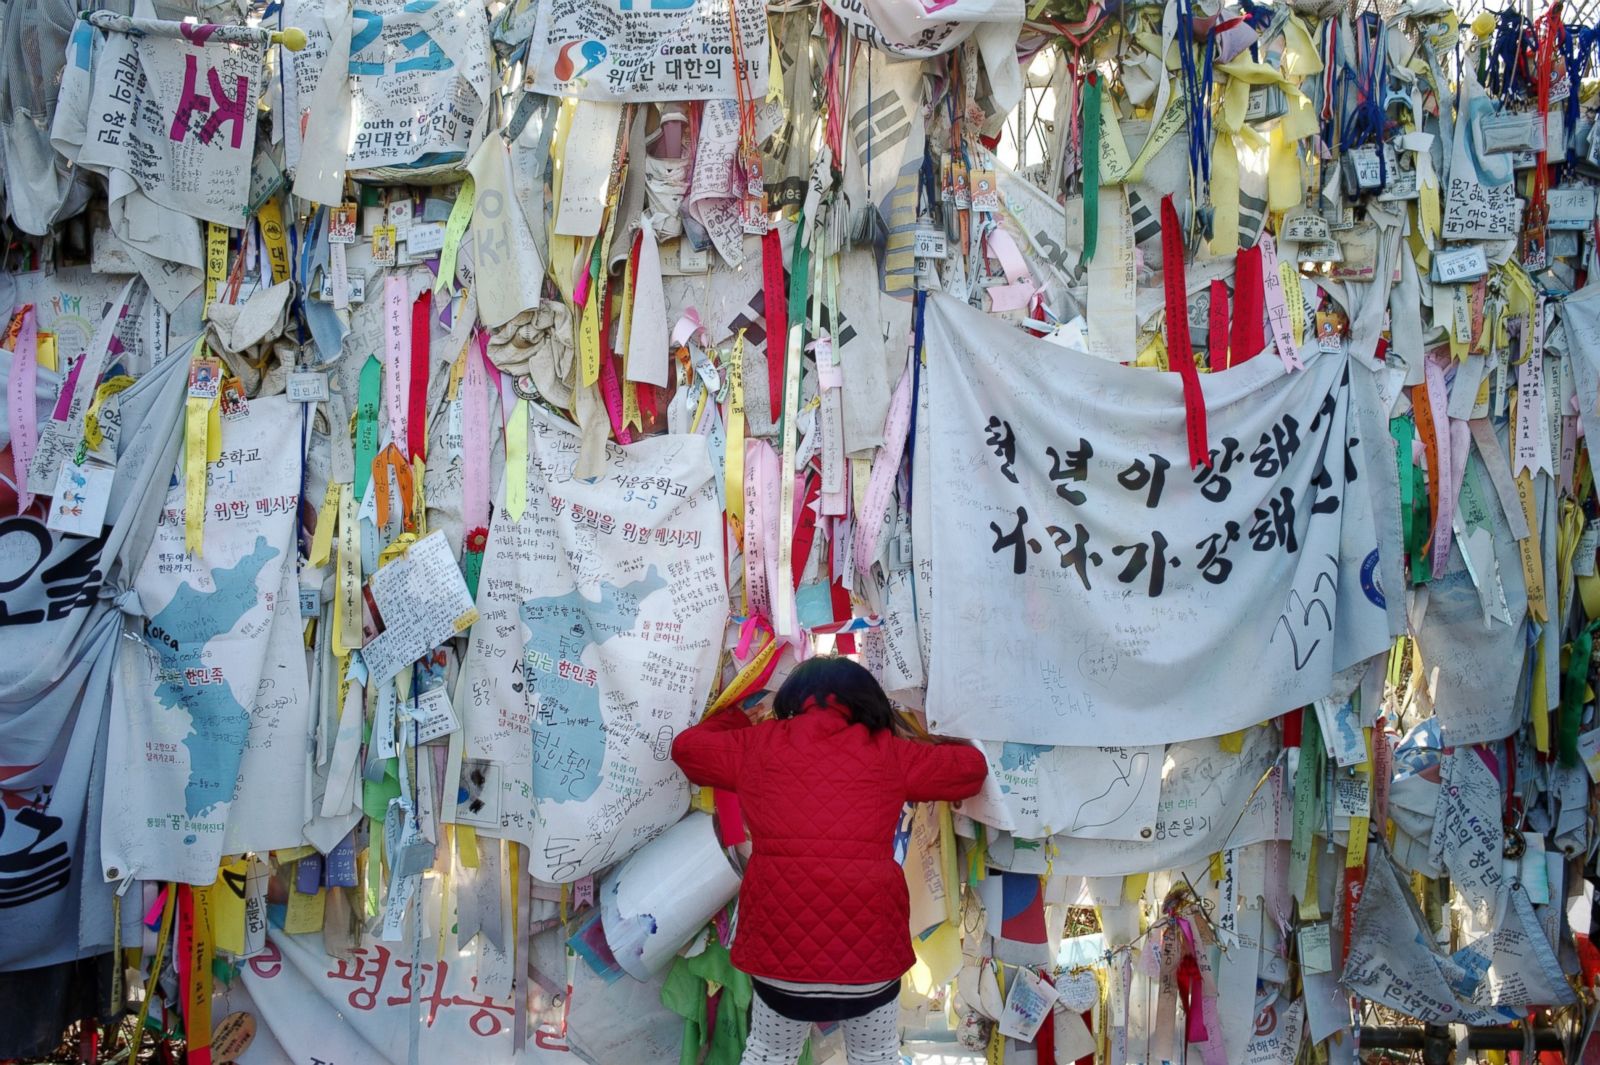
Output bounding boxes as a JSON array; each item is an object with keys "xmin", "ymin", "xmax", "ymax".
[
  {"xmin": 258, "ymin": 197, "xmax": 291, "ymax": 285},
  {"xmin": 204, "ymin": 222, "xmax": 228, "ymax": 319},
  {"xmin": 184, "ymin": 342, "xmax": 220, "ymax": 555},
  {"xmin": 505, "ymin": 397, "xmax": 529, "ymax": 522},
  {"xmin": 309, "ymin": 482, "xmax": 340, "ymax": 567},
  {"xmin": 579, "ymin": 276, "xmax": 602, "ymax": 388},
  {"xmin": 83, "ymin": 374, "xmax": 135, "ymax": 450},
  {"xmin": 435, "ymin": 176, "xmax": 476, "ymax": 298},
  {"xmin": 334, "ymin": 483, "xmax": 362, "ymax": 656},
  {"xmin": 725, "ymin": 332, "xmax": 748, "ymax": 548}
]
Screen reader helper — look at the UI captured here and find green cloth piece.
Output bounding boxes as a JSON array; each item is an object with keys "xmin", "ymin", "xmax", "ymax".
[
  {"xmin": 1559, "ymin": 622, "xmax": 1599, "ymax": 768},
  {"xmin": 355, "ymin": 355, "xmax": 382, "ymax": 503},
  {"xmin": 1080, "ymin": 74, "xmax": 1101, "ymax": 268},
  {"xmin": 661, "ymin": 932, "xmax": 752, "ymax": 1065}
]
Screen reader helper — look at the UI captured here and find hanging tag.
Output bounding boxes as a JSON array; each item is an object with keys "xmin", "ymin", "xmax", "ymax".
[
  {"xmin": 1548, "ymin": 187, "xmax": 1597, "ymax": 230},
  {"xmin": 1341, "ymin": 147, "xmax": 1384, "ymax": 193},
  {"xmin": 387, "ymin": 198, "xmax": 414, "ymax": 238},
  {"xmin": 1297, "ymin": 923, "xmax": 1333, "ymax": 974},
  {"xmin": 405, "ymin": 223, "xmax": 446, "ymax": 257},
  {"xmin": 998, "ymin": 966, "xmax": 1060, "ymax": 1041},
  {"xmin": 329, "ymin": 203, "xmax": 358, "ymax": 244},
  {"xmin": 219, "ymin": 378, "xmax": 249, "ymax": 421},
  {"xmin": 1315, "ymin": 310, "xmax": 1347, "ymax": 354},
  {"xmin": 287, "ymin": 371, "xmax": 330, "ymax": 403},
  {"xmin": 971, "ymin": 161, "xmax": 1000, "ymax": 213},
  {"xmin": 46, "ymin": 459, "xmax": 115, "ymax": 537},
  {"xmin": 1280, "ymin": 212, "xmax": 1333, "ymax": 243},
  {"xmin": 371, "ymin": 225, "xmax": 397, "ymax": 267},
  {"xmin": 409, "ymin": 688, "xmax": 461, "ymax": 744},
  {"xmin": 188, "ymin": 359, "xmax": 221, "ymax": 400},
  {"xmin": 914, "ymin": 229, "xmax": 949, "ymax": 259},
  {"xmin": 1433, "ymin": 245, "xmax": 1488, "ymax": 283}
]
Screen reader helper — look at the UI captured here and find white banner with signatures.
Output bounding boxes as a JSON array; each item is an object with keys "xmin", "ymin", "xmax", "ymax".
[{"xmin": 919, "ymin": 294, "xmax": 1390, "ymax": 747}]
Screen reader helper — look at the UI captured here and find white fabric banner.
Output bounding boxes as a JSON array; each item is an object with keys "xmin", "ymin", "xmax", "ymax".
[
  {"xmin": 0, "ymin": 329, "xmax": 187, "ymax": 969},
  {"xmin": 822, "ymin": 0, "xmax": 1023, "ymax": 57},
  {"xmin": 238, "ymin": 931, "xmax": 575, "ymax": 1064},
  {"xmin": 957, "ymin": 742, "xmax": 1163, "ymax": 841},
  {"xmin": 457, "ymin": 411, "xmax": 727, "ymax": 882},
  {"xmin": 75, "ymin": 21, "xmax": 266, "ymax": 228},
  {"xmin": 528, "ymin": 0, "xmax": 768, "ymax": 102},
  {"xmin": 920, "ymin": 294, "xmax": 1390, "ymax": 746},
  {"xmin": 103, "ymin": 396, "xmax": 301, "ymax": 884},
  {"xmin": 283, "ymin": 0, "xmax": 490, "ymax": 174},
  {"xmin": 976, "ymin": 727, "xmax": 1288, "ymax": 877}
]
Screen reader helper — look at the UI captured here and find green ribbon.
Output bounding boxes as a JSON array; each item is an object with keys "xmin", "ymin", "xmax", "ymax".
[
  {"xmin": 1391, "ymin": 415, "xmax": 1432, "ymax": 585},
  {"xmin": 1080, "ymin": 74, "xmax": 1101, "ymax": 268},
  {"xmin": 1559, "ymin": 622, "xmax": 1598, "ymax": 768},
  {"xmin": 781, "ymin": 214, "xmax": 812, "ymax": 443},
  {"xmin": 1288, "ymin": 706, "xmax": 1324, "ymax": 907},
  {"xmin": 355, "ymin": 355, "xmax": 382, "ymax": 504},
  {"xmin": 462, "ymin": 549, "xmax": 485, "ymax": 601}
]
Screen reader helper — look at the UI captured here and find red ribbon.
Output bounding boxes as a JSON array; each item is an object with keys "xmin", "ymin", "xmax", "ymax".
[
  {"xmin": 1160, "ymin": 196, "xmax": 1211, "ymax": 469},
  {"xmin": 1034, "ymin": 971, "xmax": 1057, "ymax": 1065},
  {"xmin": 762, "ymin": 228, "xmax": 787, "ymax": 417},
  {"xmin": 1207, "ymin": 279, "xmax": 1230, "ymax": 371},
  {"xmin": 408, "ymin": 292, "xmax": 430, "ymax": 462},
  {"xmin": 1231, "ymin": 243, "xmax": 1265, "ymax": 364},
  {"xmin": 789, "ymin": 474, "xmax": 822, "ymax": 588}
]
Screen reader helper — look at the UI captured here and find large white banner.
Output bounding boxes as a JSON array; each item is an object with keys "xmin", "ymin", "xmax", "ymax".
[
  {"xmin": 282, "ymin": 0, "xmax": 490, "ymax": 173},
  {"xmin": 921, "ymin": 295, "xmax": 1389, "ymax": 747},
  {"xmin": 528, "ymin": 0, "xmax": 768, "ymax": 102},
  {"xmin": 238, "ymin": 932, "xmax": 575, "ymax": 1065},
  {"xmin": 76, "ymin": 18, "xmax": 267, "ymax": 228},
  {"xmin": 457, "ymin": 411, "xmax": 726, "ymax": 883},
  {"xmin": 103, "ymin": 396, "xmax": 301, "ymax": 884},
  {"xmin": 0, "ymin": 334, "xmax": 187, "ymax": 969}
]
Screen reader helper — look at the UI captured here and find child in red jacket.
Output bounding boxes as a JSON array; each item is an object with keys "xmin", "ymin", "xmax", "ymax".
[{"xmin": 672, "ymin": 656, "xmax": 988, "ymax": 1065}]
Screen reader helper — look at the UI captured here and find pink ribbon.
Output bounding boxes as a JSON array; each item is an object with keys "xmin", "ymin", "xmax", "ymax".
[{"xmin": 383, "ymin": 275, "xmax": 409, "ymax": 450}]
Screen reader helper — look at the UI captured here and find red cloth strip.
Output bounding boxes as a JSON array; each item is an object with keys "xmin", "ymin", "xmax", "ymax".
[
  {"xmin": 409, "ymin": 292, "xmax": 430, "ymax": 461},
  {"xmin": 1160, "ymin": 197, "xmax": 1211, "ymax": 469}
]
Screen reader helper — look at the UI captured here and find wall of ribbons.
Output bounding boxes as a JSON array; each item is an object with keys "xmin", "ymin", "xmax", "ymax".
[{"xmin": 5, "ymin": 0, "xmax": 1600, "ymax": 1060}]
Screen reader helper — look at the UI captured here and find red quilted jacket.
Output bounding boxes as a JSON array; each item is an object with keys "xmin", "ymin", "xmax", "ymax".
[{"xmin": 671, "ymin": 700, "xmax": 988, "ymax": 984}]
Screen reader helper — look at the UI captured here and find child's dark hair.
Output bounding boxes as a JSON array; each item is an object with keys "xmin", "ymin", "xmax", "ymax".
[{"xmin": 772, "ymin": 656, "xmax": 908, "ymax": 735}]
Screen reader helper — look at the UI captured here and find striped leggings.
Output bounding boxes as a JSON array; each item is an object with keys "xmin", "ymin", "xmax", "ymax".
[{"xmin": 739, "ymin": 994, "xmax": 902, "ymax": 1065}]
